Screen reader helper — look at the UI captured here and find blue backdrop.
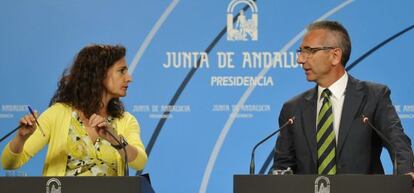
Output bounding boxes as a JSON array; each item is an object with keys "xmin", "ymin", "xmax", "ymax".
[{"xmin": 1, "ymin": 1, "xmax": 414, "ymax": 193}]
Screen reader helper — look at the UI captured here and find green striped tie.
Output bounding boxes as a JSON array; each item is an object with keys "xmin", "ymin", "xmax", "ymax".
[{"xmin": 317, "ymin": 89, "xmax": 337, "ymax": 175}]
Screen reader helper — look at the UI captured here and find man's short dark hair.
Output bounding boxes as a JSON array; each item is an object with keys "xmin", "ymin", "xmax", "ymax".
[{"xmin": 307, "ymin": 20, "xmax": 352, "ymax": 67}]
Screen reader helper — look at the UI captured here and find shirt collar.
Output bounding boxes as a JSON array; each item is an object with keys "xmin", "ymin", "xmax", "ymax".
[{"xmin": 318, "ymin": 72, "xmax": 348, "ymax": 101}]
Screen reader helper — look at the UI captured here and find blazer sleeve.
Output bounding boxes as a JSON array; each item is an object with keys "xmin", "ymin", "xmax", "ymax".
[
  {"xmin": 119, "ymin": 113, "xmax": 148, "ymax": 170},
  {"xmin": 1, "ymin": 105, "xmax": 54, "ymax": 169},
  {"xmin": 374, "ymin": 86, "xmax": 414, "ymax": 174},
  {"xmin": 273, "ymin": 103, "xmax": 297, "ymax": 172}
]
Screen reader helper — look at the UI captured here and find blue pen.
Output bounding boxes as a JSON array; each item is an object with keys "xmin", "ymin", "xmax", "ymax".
[{"xmin": 27, "ymin": 106, "xmax": 45, "ymax": 137}]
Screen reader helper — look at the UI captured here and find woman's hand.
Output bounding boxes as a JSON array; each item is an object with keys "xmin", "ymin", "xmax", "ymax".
[
  {"xmin": 17, "ymin": 113, "xmax": 38, "ymax": 140},
  {"xmin": 89, "ymin": 114, "xmax": 120, "ymax": 144},
  {"xmin": 89, "ymin": 113, "xmax": 138, "ymax": 162},
  {"xmin": 9, "ymin": 113, "xmax": 38, "ymax": 153}
]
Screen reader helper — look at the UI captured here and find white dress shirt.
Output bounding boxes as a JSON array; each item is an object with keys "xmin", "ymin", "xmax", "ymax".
[{"xmin": 317, "ymin": 72, "xmax": 348, "ymax": 143}]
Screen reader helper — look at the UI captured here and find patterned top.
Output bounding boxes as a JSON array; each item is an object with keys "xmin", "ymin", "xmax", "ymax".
[{"xmin": 65, "ymin": 112, "xmax": 118, "ymax": 176}]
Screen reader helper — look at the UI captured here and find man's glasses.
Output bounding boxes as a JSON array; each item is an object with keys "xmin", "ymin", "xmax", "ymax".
[{"xmin": 296, "ymin": 47, "xmax": 336, "ymax": 58}]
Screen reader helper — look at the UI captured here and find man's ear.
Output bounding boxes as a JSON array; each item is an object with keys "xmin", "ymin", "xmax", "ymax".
[{"xmin": 331, "ymin": 48, "xmax": 343, "ymax": 66}]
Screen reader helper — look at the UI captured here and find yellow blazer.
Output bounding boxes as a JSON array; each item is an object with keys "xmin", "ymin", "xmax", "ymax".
[{"xmin": 2, "ymin": 103, "xmax": 147, "ymax": 176}]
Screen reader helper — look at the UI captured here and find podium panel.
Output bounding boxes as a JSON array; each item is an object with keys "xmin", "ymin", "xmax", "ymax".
[
  {"xmin": 234, "ymin": 175, "xmax": 412, "ymax": 193},
  {"xmin": 0, "ymin": 176, "xmax": 140, "ymax": 193}
]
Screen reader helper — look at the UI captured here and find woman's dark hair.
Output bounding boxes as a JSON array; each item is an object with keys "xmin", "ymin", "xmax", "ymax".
[{"xmin": 50, "ymin": 44, "xmax": 126, "ymax": 118}]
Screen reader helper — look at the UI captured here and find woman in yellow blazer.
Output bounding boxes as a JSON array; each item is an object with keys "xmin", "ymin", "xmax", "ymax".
[{"xmin": 2, "ymin": 44, "xmax": 147, "ymax": 176}]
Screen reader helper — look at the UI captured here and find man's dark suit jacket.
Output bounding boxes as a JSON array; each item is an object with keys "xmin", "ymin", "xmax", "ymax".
[{"xmin": 273, "ymin": 75, "xmax": 414, "ymax": 174}]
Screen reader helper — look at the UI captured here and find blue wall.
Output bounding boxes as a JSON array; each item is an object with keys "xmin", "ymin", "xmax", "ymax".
[{"xmin": 1, "ymin": 1, "xmax": 414, "ymax": 193}]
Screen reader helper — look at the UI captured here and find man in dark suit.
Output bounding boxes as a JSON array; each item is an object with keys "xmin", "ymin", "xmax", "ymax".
[{"xmin": 273, "ymin": 20, "xmax": 414, "ymax": 175}]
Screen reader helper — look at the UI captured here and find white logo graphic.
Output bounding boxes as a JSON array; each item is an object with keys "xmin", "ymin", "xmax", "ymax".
[
  {"xmin": 227, "ymin": 0, "xmax": 258, "ymax": 41},
  {"xmin": 46, "ymin": 178, "xmax": 62, "ymax": 193},
  {"xmin": 314, "ymin": 176, "xmax": 330, "ymax": 193}
]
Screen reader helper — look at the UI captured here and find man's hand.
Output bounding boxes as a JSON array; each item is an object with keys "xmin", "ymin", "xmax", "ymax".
[
  {"xmin": 408, "ymin": 172, "xmax": 414, "ymax": 180},
  {"xmin": 406, "ymin": 172, "xmax": 414, "ymax": 193}
]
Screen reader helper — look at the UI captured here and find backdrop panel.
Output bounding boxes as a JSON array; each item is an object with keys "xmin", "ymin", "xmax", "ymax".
[{"xmin": 1, "ymin": 1, "xmax": 413, "ymax": 193}]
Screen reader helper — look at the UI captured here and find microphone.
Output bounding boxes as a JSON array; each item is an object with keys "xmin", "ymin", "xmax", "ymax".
[
  {"xmin": 250, "ymin": 116, "xmax": 295, "ymax": 175},
  {"xmin": 362, "ymin": 115, "xmax": 398, "ymax": 175}
]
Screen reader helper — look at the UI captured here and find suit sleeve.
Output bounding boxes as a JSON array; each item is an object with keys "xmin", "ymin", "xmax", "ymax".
[
  {"xmin": 273, "ymin": 103, "xmax": 297, "ymax": 172},
  {"xmin": 374, "ymin": 86, "xmax": 414, "ymax": 174}
]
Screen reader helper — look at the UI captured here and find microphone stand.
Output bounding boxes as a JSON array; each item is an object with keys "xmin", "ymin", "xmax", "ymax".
[
  {"xmin": 107, "ymin": 132, "xmax": 129, "ymax": 176},
  {"xmin": 250, "ymin": 117, "xmax": 295, "ymax": 175},
  {"xmin": 362, "ymin": 115, "xmax": 398, "ymax": 175}
]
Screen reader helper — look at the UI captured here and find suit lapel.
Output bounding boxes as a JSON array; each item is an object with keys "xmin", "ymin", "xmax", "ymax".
[
  {"xmin": 302, "ymin": 87, "xmax": 318, "ymax": 166},
  {"xmin": 337, "ymin": 75, "xmax": 365, "ymax": 158}
]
